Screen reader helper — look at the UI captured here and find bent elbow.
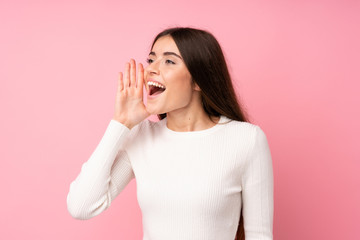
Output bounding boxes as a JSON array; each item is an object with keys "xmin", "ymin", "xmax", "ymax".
[
  {"xmin": 66, "ymin": 193, "xmax": 92, "ymax": 220},
  {"xmin": 67, "ymin": 205, "xmax": 91, "ymax": 220},
  {"xmin": 66, "ymin": 191, "xmax": 111, "ymax": 220}
]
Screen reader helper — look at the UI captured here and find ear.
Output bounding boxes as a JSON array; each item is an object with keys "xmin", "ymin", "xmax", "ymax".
[{"xmin": 193, "ymin": 82, "xmax": 201, "ymax": 91}]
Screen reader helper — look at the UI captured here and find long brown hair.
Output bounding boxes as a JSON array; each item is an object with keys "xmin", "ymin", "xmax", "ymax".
[{"xmin": 150, "ymin": 27, "xmax": 248, "ymax": 240}]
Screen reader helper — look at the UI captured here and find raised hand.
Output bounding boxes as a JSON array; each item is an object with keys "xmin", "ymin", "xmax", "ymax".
[{"xmin": 112, "ymin": 59, "xmax": 150, "ymax": 129}]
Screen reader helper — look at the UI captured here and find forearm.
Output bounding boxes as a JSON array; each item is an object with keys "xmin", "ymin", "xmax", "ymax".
[{"xmin": 67, "ymin": 120, "xmax": 133, "ymax": 220}]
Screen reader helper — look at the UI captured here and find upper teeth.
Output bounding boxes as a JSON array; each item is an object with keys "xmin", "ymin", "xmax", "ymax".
[{"xmin": 147, "ymin": 81, "xmax": 165, "ymax": 89}]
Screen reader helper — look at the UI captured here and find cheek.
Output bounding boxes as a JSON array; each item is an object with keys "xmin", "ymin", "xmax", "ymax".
[
  {"xmin": 169, "ymin": 71, "xmax": 192, "ymax": 88},
  {"xmin": 179, "ymin": 75, "xmax": 193, "ymax": 93},
  {"xmin": 162, "ymin": 69, "xmax": 193, "ymax": 99},
  {"xmin": 169, "ymin": 78, "xmax": 193, "ymax": 102}
]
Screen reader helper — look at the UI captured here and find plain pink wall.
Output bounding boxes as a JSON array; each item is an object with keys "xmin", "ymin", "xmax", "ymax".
[{"xmin": 1, "ymin": 0, "xmax": 359, "ymax": 239}]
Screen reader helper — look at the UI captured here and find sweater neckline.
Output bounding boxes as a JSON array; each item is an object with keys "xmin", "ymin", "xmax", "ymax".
[{"xmin": 161, "ymin": 115, "xmax": 229, "ymax": 137}]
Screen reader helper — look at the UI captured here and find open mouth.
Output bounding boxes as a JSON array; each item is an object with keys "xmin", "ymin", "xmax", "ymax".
[{"xmin": 148, "ymin": 81, "xmax": 166, "ymax": 96}]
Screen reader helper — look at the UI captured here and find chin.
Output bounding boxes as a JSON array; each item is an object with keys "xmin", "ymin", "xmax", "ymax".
[{"xmin": 146, "ymin": 105, "xmax": 164, "ymax": 116}]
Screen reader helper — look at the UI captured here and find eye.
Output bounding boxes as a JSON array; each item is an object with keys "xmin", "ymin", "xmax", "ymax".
[
  {"xmin": 146, "ymin": 58, "xmax": 154, "ymax": 64},
  {"xmin": 165, "ymin": 59, "xmax": 175, "ymax": 64}
]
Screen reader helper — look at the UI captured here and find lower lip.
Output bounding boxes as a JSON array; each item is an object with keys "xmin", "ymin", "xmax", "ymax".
[{"xmin": 147, "ymin": 89, "xmax": 165, "ymax": 100}]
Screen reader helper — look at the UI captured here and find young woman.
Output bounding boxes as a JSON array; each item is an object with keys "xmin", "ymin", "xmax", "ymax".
[{"xmin": 67, "ymin": 27, "xmax": 274, "ymax": 240}]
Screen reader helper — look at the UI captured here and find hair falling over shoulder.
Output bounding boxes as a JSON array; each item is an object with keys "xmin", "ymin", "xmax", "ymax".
[{"xmin": 235, "ymin": 210, "xmax": 245, "ymax": 240}]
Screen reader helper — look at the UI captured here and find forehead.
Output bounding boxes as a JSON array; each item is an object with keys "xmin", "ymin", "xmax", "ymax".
[{"xmin": 151, "ymin": 35, "xmax": 180, "ymax": 55}]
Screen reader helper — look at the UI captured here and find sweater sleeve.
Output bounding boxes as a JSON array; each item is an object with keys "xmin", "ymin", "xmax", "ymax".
[
  {"xmin": 67, "ymin": 119, "xmax": 135, "ymax": 220},
  {"xmin": 241, "ymin": 126, "xmax": 274, "ymax": 240}
]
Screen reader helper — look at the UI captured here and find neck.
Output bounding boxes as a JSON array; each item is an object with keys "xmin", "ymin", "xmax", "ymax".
[
  {"xmin": 164, "ymin": 90, "xmax": 220, "ymax": 132},
  {"xmin": 166, "ymin": 109, "xmax": 220, "ymax": 132}
]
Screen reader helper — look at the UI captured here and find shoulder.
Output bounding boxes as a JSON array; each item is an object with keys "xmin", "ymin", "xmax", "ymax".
[
  {"xmin": 221, "ymin": 117, "xmax": 270, "ymax": 149},
  {"xmin": 228, "ymin": 119, "xmax": 271, "ymax": 158},
  {"xmin": 124, "ymin": 118, "xmax": 165, "ymax": 142},
  {"xmin": 221, "ymin": 116, "xmax": 262, "ymax": 136}
]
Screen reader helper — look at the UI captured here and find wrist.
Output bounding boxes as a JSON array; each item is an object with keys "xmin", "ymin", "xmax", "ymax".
[{"xmin": 112, "ymin": 117, "xmax": 134, "ymax": 129}]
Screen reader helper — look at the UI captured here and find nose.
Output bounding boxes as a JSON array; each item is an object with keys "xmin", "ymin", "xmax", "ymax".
[{"xmin": 145, "ymin": 60, "xmax": 160, "ymax": 75}]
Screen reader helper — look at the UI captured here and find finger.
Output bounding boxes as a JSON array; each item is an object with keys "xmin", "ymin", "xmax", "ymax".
[
  {"xmin": 143, "ymin": 66, "xmax": 149, "ymax": 93},
  {"xmin": 130, "ymin": 59, "xmax": 136, "ymax": 87},
  {"xmin": 118, "ymin": 72, "xmax": 124, "ymax": 92},
  {"xmin": 136, "ymin": 63, "xmax": 144, "ymax": 94},
  {"xmin": 123, "ymin": 62, "xmax": 130, "ymax": 88}
]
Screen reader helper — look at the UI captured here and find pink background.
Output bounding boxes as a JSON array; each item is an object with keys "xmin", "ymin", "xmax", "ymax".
[{"xmin": 1, "ymin": 0, "xmax": 359, "ymax": 239}]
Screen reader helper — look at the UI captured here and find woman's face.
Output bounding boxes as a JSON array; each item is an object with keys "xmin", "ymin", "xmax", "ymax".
[{"xmin": 144, "ymin": 35, "xmax": 198, "ymax": 115}]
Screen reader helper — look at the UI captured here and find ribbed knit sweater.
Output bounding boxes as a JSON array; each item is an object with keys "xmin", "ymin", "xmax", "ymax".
[{"xmin": 67, "ymin": 115, "xmax": 274, "ymax": 240}]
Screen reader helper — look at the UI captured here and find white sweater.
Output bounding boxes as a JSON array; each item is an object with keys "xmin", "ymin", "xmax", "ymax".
[{"xmin": 67, "ymin": 115, "xmax": 274, "ymax": 240}]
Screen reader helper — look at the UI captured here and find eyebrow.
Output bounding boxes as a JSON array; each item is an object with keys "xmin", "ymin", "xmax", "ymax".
[{"xmin": 149, "ymin": 51, "xmax": 182, "ymax": 59}]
